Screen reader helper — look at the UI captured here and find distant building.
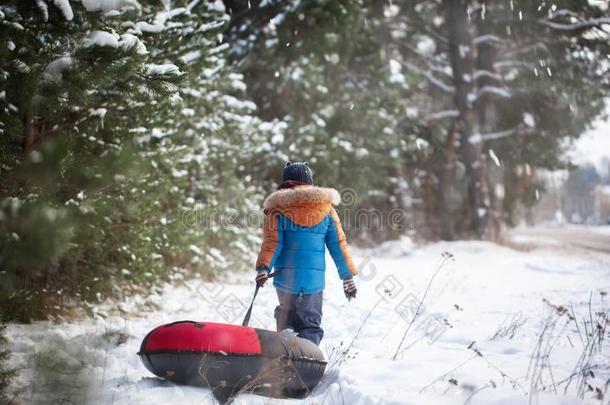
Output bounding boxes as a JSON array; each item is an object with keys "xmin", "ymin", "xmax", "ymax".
[{"xmin": 594, "ymin": 185, "xmax": 610, "ymax": 225}]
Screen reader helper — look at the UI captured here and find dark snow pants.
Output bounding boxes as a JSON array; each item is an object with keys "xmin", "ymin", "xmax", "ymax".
[{"xmin": 274, "ymin": 289, "xmax": 324, "ymax": 345}]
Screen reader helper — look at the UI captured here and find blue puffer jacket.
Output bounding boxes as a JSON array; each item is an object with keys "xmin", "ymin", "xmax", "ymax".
[{"xmin": 256, "ymin": 185, "xmax": 357, "ymax": 294}]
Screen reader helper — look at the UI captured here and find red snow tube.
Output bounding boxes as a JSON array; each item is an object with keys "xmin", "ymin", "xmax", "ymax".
[{"xmin": 138, "ymin": 321, "xmax": 326, "ymax": 402}]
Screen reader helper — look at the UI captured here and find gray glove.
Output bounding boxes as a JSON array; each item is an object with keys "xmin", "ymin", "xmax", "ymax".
[{"xmin": 343, "ymin": 278, "xmax": 357, "ymax": 300}]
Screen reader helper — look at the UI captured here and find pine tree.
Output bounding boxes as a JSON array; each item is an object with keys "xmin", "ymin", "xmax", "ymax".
[
  {"xmin": 221, "ymin": 0, "xmax": 610, "ymax": 241},
  {"xmin": 116, "ymin": 0, "xmax": 282, "ymax": 280},
  {"xmin": 222, "ymin": 0, "xmax": 422, "ymax": 242},
  {"xmin": 0, "ymin": 1, "xmax": 176, "ymax": 319},
  {"xmin": 1, "ymin": 0, "xmax": 285, "ymax": 320},
  {"xmin": 0, "ymin": 0, "xmax": 184, "ymax": 319},
  {"xmin": 374, "ymin": 0, "xmax": 609, "ymax": 239}
]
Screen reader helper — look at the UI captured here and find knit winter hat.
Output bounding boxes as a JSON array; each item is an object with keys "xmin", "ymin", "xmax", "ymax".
[{"xmin": 282, "ymin": 161, "xmax": 314, "ymax": 185}]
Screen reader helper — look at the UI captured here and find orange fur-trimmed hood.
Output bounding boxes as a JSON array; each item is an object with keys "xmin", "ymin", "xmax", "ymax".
[{"xmin": 263, "ymin": 185, "xmax": 341, "ymax": 226}]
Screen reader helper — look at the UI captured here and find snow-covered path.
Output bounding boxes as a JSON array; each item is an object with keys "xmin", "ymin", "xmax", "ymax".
[{"xmin": 7, "ymin": 238, "xmax": 610, "ymax": 405}]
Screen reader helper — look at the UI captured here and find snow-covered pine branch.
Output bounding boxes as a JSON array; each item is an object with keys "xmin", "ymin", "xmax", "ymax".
[
  {"xmin": 539, "ymin": 11, "xmax": 610, "ymax": 33},
  {"xmin": 425, "ymin": 110, "xmax": 459, "ymax": 122},
  {"xmin": 539, "ymin": 18, "xmax": 610, "ymax": 32},
  {"xmin": 402, "ymin": 61, "xmax": 455, "ymax": 94},
  {"xmin": 478, "ymin": 86, "xmax": 512, "ymax": 98},
  {"xmin": 468, "ymin": 85, "xmax": 512, "ymax": 103},
  {"xmin": 52, "ymin": 0, "xmax": 74, "ymax": 21},
  {"xmin": 400, "ymin": 44, "xmax": 452, "ymax": 79},
  {"xmin": 423, "ymin": 71, "xmax": 455, "ymax": 94},
  {"xmin": 82, "ymin": 0, "xmax": 141, "ymax": 13},
  {"xmin": 421, "ymin": 60, "xmax": 453, "ymax": 81},
  {"xmin": 473, "ymin": 34, "xmax": 502, "ymax": 45},
  {"xmin": 468, "ymin": 127, "xmax": 518, "ymax": 144},
  {"xmin": 473, "ymin": 70, "xmax": 502, "ymax": 82},
  {"xmin": 480, "ymin": 127, "xmax": 517, "ymax": 142}
]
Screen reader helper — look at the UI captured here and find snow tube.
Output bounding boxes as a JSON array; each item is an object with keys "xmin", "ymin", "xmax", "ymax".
[{"xmin": 138, "ymin": 321, "xmax": 326, "ymax": 401}]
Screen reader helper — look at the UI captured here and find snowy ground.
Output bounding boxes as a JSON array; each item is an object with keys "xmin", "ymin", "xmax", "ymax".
[
  {"xmin": 7, "ymin": 234, "xmax": 610, "ymax": 405},
  {"xmin": 591, "ymin": 226, "xmax": 610, "ymax": 236}
]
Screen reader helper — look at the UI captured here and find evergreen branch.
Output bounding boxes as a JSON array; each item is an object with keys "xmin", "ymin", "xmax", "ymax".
[{"xmin": 539, "ymin": 16, "xmax": 610, "ymax": 33}]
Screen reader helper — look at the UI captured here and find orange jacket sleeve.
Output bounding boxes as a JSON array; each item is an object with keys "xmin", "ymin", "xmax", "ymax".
[
  {"xmin": 325, "ymin": 208, "xmax": 357, "ymax": 279},
  {"xmin": 255, "ymin": 212, "xmax": 283, "ymax": 270}
]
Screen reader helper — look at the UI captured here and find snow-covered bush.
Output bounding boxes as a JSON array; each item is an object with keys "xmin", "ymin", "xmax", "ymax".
[
  {"xmin": 0, "ymin": 1, "xmax": 185, "ymax": 319},
  {"xmin": 0, "ymin": 1, "xmax": 279, "ymax": 320}
]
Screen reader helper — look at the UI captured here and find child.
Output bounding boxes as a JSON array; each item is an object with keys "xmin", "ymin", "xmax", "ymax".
[{"xmin": 255, "ymin": 161, "xmax": 357, "ymax": 345}]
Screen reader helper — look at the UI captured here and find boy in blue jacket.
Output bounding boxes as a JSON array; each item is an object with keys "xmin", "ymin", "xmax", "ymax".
[{"xmin": 255, "ymin": 162, "xmax": 357, "ymax": 345}]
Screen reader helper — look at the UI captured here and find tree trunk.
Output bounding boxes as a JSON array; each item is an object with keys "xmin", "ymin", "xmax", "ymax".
[
  {"xmin": 474, "ymin": 2, "xmax": 502, "ymax": 240},
  {"xmin": 442, "ymin": 0, "xmax": 487, "ymax": 238},
  {"xmin": 437, "ymin": 120, "xmax": 459, "ymax": 240}
]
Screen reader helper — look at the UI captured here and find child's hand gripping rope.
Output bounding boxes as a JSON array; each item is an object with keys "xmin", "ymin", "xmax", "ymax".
[{"xmin": 255, "ymin": 268, "xmax": 269, "ymax": 287}]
